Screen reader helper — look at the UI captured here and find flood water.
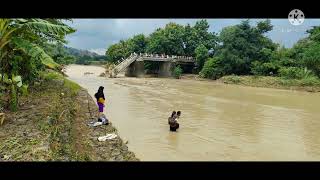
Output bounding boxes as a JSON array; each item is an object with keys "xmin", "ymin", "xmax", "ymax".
[{"xmin": 65, "ymin": 64, "xmax": 320, "ymax": 161}]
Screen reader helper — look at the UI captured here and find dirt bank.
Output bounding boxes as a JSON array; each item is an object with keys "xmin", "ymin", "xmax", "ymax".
[{"xmin": 0, "ymin": 71, "xmax": 138, "ymax": 161}]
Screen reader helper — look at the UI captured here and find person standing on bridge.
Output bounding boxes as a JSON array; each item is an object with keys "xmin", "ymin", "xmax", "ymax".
[{"xmin": 95, "ymin": 86, "xmax": 105, "ymax": 116}]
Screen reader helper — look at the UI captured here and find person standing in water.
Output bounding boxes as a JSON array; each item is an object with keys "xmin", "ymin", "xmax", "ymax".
[
  {"xmin": 94, "ymin": 86, "xmax": 105, "ymax": 116},
  {"xmin": 168, "ymin": 111, "xmax": 181, "ymax": 132},
  {"xmin": 168, "ymin": 111, "xmax": 176, "ymax": 125}
]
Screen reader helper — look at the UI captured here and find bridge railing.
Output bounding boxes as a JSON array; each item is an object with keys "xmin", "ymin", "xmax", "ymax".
[
  {"xmin": 130, "ymin": 53, "xmax": 195, "ymax": 61},
  {"xmin": 115, "ymin": 53, "xmax": 195, "ymax": 67}
]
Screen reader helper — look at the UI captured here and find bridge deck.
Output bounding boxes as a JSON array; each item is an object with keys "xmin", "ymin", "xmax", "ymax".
[{"xmin": 137, "ymin": 57, "xmax": 195, "ymax": 63}]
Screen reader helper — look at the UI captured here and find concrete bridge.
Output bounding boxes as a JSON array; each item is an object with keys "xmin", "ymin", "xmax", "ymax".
[{"xmin": 110, "ymin": 53, "xmax": 195, "ymax": 78}]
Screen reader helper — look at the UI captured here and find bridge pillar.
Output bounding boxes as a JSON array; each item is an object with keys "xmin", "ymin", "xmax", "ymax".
[
  {"xmin": 159, "ymin": 62, "xmax": 173, "ymax": 77},
  {"xmin": 125, "ymin": 61, "xmax": 144, "ymax": 77},
  {"xmin": 134, "ymin": 61, "xmax": 145, "ymax": 78},
  {"xmin": 125, "ymin": 64, "xmax": 134, "ymax": 77}
]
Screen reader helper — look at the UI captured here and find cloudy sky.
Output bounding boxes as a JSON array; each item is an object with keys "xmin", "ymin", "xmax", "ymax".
[{"xmin": 65, "ymin": 19, "xmax": 320, "ymax": 55}]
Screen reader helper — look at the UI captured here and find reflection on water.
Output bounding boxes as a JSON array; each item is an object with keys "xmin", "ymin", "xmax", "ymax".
[{"xmin": 65, "ymin": 64, "xmax": 320, "ymax": 161}]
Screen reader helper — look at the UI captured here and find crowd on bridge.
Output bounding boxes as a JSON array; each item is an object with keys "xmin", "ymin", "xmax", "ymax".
[
  {"xmin": 116, "ymin": 52, "xmax": 194, "ymax": 68},
  {"xmin": 130, "ymin": 52, "xmax": 194, "ymax": 60}
]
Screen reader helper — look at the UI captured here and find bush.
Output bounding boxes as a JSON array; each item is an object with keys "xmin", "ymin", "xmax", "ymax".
[
  {"xmin": 279, "ymin": 67, "xmax": 316, "ymax": 79},
  {"xmin": 251, "ymin": 61, "xmax": 279, "ymax": 76},
  {"xmin": 199, "ymin": 58, "xmax": 224, "ymax": 79},
  {"xmin": 40, "ymin": 71, "xmax": 63, "ymax": 81},
  {"xmin": 224, "ymin": 75, "xmax": 241, "ymax": 84},
  {"xmin": 299, "ymin": 76, "xmax": 320, "ymax": 86},
  {"xmin": 64, "ymin": 79, "xmax": 81, "ymax": 95},
  {"xmin": 302, "ymin": 42, "xmax": 320, "ymax": 76},
  {"xmin": 173, "ymin": 66, "xmax": 183, "ymax": 79}
]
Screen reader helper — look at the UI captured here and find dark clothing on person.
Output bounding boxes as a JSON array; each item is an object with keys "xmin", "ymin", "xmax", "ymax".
[
  {"xmin": 95, "ymin": 86, "xmax": 105, "ymax": 113},
  {"xmin": 169, "ymin": 117, "xmax": 179, "ymax": 131},
  {"xmin": 168, "ymin": 110, "xmax": 180, "ymax": 131},
  {"xmin": 170, "ymin": 123, "xmax": 179, "ymax": 131},
  {"xmin": 94, "ymin": 86, "xmax": 105, "ymax": 101}
]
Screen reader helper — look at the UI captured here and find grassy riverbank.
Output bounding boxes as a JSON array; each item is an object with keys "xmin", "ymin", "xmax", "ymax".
[
  {"xmin": 0, "ymin": 71, "xmax": 137, "ymax": 161},
  {"xmin": 219, "ymin": 75, "xmax": 320, "ymax": 92},
  {"xmin": 179, "ymin": 74, "xmax": 320, "ymax": 92}
]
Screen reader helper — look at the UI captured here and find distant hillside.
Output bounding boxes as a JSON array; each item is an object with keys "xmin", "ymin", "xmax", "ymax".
[
  {"xmin": 64, "ymin": 46, "xmax": 101, "ymax": 57},
  {"xmin": 61, "ymin": 46, "xmax": 108, "ymax": 65}
]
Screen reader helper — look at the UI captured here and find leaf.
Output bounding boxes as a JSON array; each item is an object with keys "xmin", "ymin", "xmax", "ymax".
[
  {"xmin": 0, "ymin": 19, "xmax": 17, "ymax": 50},
  {"xmin": 12, "ymin": 37, "xmax": 60, "ymax": 69}
]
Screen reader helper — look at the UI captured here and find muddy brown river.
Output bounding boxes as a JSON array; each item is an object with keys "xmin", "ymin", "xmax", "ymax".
[{"xmin": 65, "ymin": 64, "xmax": 320, "ymax": 161}]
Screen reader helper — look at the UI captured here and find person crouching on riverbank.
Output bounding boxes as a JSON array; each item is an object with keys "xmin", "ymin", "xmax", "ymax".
[{"xmin": 95, "ymin": 86, "xmax": 105, "ymax": 116}]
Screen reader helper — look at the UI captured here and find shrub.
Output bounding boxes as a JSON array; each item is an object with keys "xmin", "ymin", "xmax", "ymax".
[
  {"xmin": 299, "ymin": 76, "xmax": 320, "ymax": 86},
  {"xmin": 279, "ymin": 67, "xmax": 316, "ymax": 79},
  {"xmin": 173, "ymin": 66, "xmax": 183, "ymax": 79},
  {"xmin": 251, "ymin": 61, "xmax": 279, "ymax": 76},
  {"xmin": 224, "ymin": 75, "xmax": 241, "ymax": 84},
  {"xmin": 200, "ymin": 57, "xmax": 224, "ymax": 79}
]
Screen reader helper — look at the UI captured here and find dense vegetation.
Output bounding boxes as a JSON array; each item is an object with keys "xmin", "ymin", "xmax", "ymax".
[
  {"xmin": 105, "ymin": 20, "xmax": 216, "ymax": 71},
  {"xmin": 106, "ymin": 19, "xmax": 320, "ymax": 87},
  {"xmin": 0, "ymin": 19, "xmax": 75, "ymax": 112}
]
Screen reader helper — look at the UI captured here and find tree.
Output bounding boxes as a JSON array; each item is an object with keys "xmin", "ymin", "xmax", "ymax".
[
  {"xmin": 214, "ymin": 19, "xmax": 277, "ymax": 75},
  {"xmin": 127, "ymin": 34, "xmax": 147, "ymax": 54},
  {"xmin": 147, "ymin": 23, "xmax": 185, "ymax": 55},
  {"xmin": 302, "ymin": 42, "xmax": 320, "ymax": 76},
  {"xmin": 195, "ymin": 44, "xmax": 209, "ymax": 71},
  {"xmin": 192, "ymin": 20, "xmax": 217, "ymax": 51},
  {"xmin": 183, "ymin": 20, "xmax": 217, "ymax": 56},
  {"xmin": 307, "ymin": 26, "xmax": 320, "ymax": 42},
  {"xmin": 106, "ymin": 40, "xmax": 130, "ymax": 62},
  {"xmin": 256, "ymin": 19, "xmax": 273, "ymax": 34}
]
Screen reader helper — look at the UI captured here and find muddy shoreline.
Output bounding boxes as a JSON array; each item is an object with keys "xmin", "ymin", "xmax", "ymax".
[
  {"xmin": 0, "ymin": 72, "xmax": 138, "ymax": 161},
  {"xmin": 75, "ymin": 87, "xmax": 138, "ymax": 161}
]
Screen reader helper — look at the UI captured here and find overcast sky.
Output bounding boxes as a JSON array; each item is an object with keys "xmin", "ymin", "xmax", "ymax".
[{"xmin": 65, "ymin": 19, "xmax": 320, "ymax": 55}]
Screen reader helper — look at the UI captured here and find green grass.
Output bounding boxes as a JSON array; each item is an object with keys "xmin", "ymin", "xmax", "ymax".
[
  {"xmin": 220, "ymin": 75, "xmax": 320, "ymax": 92},
  {"xmin": 40, "ymin": 71, "xmax": 81, "ymax": 95},
  {"xmin": 40, "ymin": 71, "xmax": 63, "ymax": 81},
  {"xmin": 63, "ymin": 79, "xmax": 81, "ymax": 95}
]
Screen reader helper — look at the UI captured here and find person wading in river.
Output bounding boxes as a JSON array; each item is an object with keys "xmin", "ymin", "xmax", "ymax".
[
  {"xmin": 168, "ymin": 111, "xmax": 176, "ymax": 125},
  {"xmin": 94, "ymin": 86, "xmax": 105, "ymax": 117},
  {"xmin": 168, "ymin": 111, "xmax": 180, "ymax": 132}
]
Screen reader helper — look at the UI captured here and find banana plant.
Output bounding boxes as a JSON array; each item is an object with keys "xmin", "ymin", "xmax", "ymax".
[
  {"xmin": 1, "ymin": 18, "xmax": 75, "ymax": 70},
  {"xmin": 0, "ymin": 18, "xmax": 75, "ymax": 111},
  {"xmin": 0, "ymin": 19, "xmax": 16, "ymax": 51}
]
